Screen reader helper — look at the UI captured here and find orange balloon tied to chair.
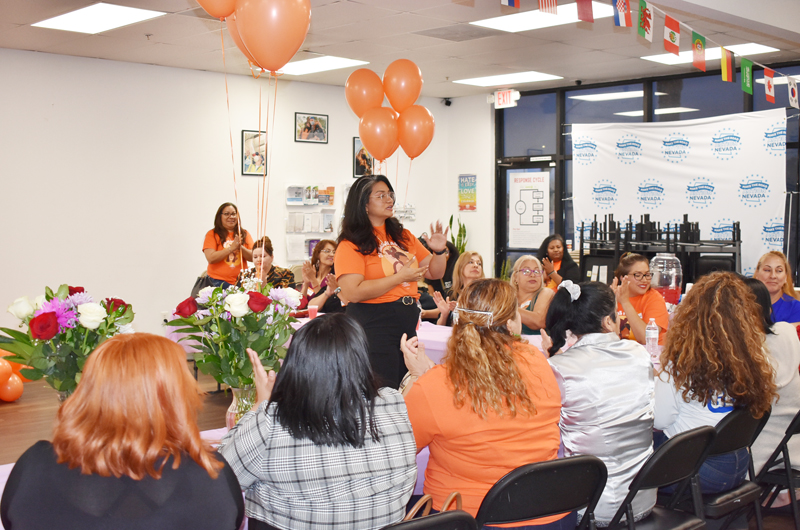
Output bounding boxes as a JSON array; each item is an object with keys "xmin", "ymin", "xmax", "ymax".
[
  {"xmin": 359, "ymin": 107, "xmax": 399, "ymax": 162},
  {"xmin": 345, "ymin": 69, "xmax": 385, "ymax": 118},
  {"xmin": 235, "ymin": 0, "xmax": 311, "ymax": 74},
  {"xmin": 383, "ymin": 59, "xmax": 423, "ymax": 113},
  {"xmin": 398, "ymin": 105, "xmax": 435, "ymax": 159},
  {"xmin": 226, "ymin": 13, "xmax": 259, "ymax": 66},
  {"xmin": 0, "ymin": 358, "xmax": 11, "ymax": 384},
  {"xmin": 0, "ymin": 373, "xmax": 23, "ymax": 402},
  {"xmin": 198, "ymin": 0, "xmax": 236, "ymax": 19}
]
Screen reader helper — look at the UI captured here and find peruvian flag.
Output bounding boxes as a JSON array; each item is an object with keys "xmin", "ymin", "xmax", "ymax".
[
  {"xmin": 663, "ymin": 15, "xmax": 680, "ymax": 55},
  {"xmin": 765, "ymin": 68, "xmax": 775, "ymax": 104},
  {"xmin": 539, "ymin": 0, "xmax": 557, "ymax": 14},
  {"xmin": 614, "ymin": 0, "xmax": 633, "ymax": 27}
]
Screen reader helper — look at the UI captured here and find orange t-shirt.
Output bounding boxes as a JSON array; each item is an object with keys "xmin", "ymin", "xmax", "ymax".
[
  {"xmin": 617, "ymin": 288, "xmax": 669, "ymax": 345},
  {"xmin": 545, "ymin": 259, "xmax": 562, "ymax": 290},
  {"xmin": 334, "ymin": 226, "xmax": 430, "ymax": 304},
  {"xmin": 202, "ymin": 229, "xmax": 254, "ymax": 284},
  {"xmin": 404, "ymin": 343, "xmax": 564, "ymax": 525}
]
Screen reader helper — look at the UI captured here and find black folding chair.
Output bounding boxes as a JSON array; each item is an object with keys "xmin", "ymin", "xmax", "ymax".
[
  {"xmin": 382, "ymin": 510, "xmax": 478, "ymax": 530},
  {"xmin": 474, "ymin": 455, "xmax": 608, "ymax": 530},
  {"xmin": 756, "ymin": 407, "xmax": 800, "ymax": 530},
  {"xmin": 607, "ymin": 425, "xmax": 717, "ymax": 530}
]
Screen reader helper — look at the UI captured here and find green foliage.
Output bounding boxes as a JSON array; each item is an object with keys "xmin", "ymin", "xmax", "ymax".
[
  {"xmin": 499, "ymin": 257, "xmax": 513, "ymax": 282},
  {"xmin": 448, "ymin": 215, "xmax": 468, "ymax": 254}
]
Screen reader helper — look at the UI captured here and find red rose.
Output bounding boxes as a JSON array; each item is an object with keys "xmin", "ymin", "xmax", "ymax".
[
  {"xmin": 105, "ymin": 298, "xmax": 128, "ymax": 314},
  {"xmin": 247, "ymin": 292, "xmax": 272, "ymax": 313},
  {"xmin": 175, "ymin": 297, "xmax": 198, "ymax": 317},
  {"xmin": 68, "ymin": 286, "xmax": 85, "ymax": 296},
  {"xmin": 29, "ymin": 312, "xmax": 59, "ymax": 340}
]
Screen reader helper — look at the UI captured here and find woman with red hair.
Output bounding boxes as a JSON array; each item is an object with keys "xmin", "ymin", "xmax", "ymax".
[{"xmin": 0, "ymin": 333, "xmax": 244, "ymax": 530}]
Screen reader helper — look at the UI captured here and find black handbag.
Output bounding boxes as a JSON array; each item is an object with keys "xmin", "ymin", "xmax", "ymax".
[{"xmin": 190, "ymin": 273, "xmax": 215, "ymax": 299}]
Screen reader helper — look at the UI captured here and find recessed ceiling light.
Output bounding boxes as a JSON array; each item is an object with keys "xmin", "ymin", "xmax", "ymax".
[
  {"xmin": 756, "ymin": 74, "xmax": 800, "ymax": 85},
  {"xmin": 32, "ymin": 3, "xmax": 165, "ymax": 34},
  {"xmin": 454, "ymin": 71, "xmax": 563, "ymax": 87},
  {"xmin": 276, "ymin": 56, "xmax": 369, "ymax": 75},
  {"xmin": 569, "ymin": 90, "xmax": 667, "ymax": 101},
  {"xmin": 471, "ymin": 1, "xmax": 613, "ymax": 33},
  {"xmin": 641, "ymin": 43, "xmax": 779, "ymax": 65},
  {"xmin": 615, "ymin": 107, "xmax": 699, "ymax": 116}
]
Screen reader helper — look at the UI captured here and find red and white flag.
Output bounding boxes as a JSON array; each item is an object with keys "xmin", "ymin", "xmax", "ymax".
[
  {"xmin": 663, "ymin": 15, "xmax": 680, "ymax": 55},
  {"xmin": 765, "ymin": 68, "xmax": 775, "ymax": 104},
  {"xmin": 500, "ymin": 0, "xmax": 519, "ymax": 7},
  {"xmin": 576, "ymin": 0, "xmax": 593, "ymax": 22},
  {"xmin": 789, "ymin": 77, "xmax": 799, "ymax": 109},
  {"xmin": 539, "ymin": 0, "xmax": 557, "ymax": 14}
]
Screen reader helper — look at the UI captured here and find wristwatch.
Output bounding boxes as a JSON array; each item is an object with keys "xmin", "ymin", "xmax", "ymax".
[
  {"xmin": 432, "ymin": 247, "xmax": 447, "ymax": 255},
  {"xmin": 333, "ymin": 287, "xmax": 342, "ymax": 295}
]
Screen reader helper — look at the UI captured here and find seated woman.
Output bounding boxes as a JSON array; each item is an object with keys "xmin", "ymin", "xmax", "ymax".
[
  {"xmin": 511, "ymin": 255, "xmax": 554, "ymax": 336},
  {"xmin": 299, "ymin": 239, "xmax": 346, "ymax": 313},
  {"xmin": 655, "ymin": 272, "xmax": 776, "ymax": 493},
  {"xmin": 545, "ymin": 281, "xmax": 655, "ymax": 526},
  {"xmin": 203, "ymin": 202, "xmax": 254, "ymax": 288},
  {"xmin": 0, "ymin": 334, "xmax": 244, "ymax": 530},
  {"xmin": 239, "ymin": 236, "xmax": 294, "ymax": 289},
  {"xmin": 432, "ymin": 251, "xmax": 484, "ymax": 326},
  {"xmin": 613, "ymin": 252, "xmax": 669, "ymax": 345},
  {"xmin": 219, "ymin": 313, "xmax": 416, "ymax": 530},
  {"xmin": 754, "ymin": 250, "xmax": 800, "ymax": 324},
  {"xmin": 401, "ymin": 279, "xmax": 571, "ymax": 529},
  {"xmin": 537, "ymin": 234, "xmax": 580, "ymax": 289}
]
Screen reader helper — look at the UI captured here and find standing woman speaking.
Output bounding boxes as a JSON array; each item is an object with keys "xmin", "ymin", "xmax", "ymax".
[{"xmin": 336, "ymin": 175, "xmax": 448, "ymax": 389}]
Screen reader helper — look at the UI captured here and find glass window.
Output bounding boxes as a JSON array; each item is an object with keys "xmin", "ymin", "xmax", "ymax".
[
  {"xmin": 654, "ymin": 75, "xmax": 743, "ymax": 121},
  {"xmin": 503, "ymin": 93, "xmax": 557, "ymax": 157},
  {"xmin": 565, "ymin": 83, "xmax": 643, "ymax": 154}
]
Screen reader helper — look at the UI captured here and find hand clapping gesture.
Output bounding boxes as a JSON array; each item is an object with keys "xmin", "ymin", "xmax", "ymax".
[
  {"xmin": 247, "ymin": 348, "xmax": 276, "ymax": 411},
  {"xmin": 610, "ymin": 277, "xmax": 631, "ymax": 306}
]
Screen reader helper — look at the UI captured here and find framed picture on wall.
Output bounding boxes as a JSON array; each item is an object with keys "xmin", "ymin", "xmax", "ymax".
[
  {"xmin": 242, "ymin": 130, "xmax": 267, "ymax": 176},
  {"xmin": 295, "ymin": 113, "xmax": 328, "ymax": 143},
  {"xmin": 353, "ymin": 137, "xmax": 373, "ymax": 178}
]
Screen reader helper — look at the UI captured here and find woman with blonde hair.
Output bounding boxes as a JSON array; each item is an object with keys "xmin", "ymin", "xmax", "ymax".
[
  {"xmin": 0, "ymin": 333, "xmax": 244, "ymax": 530},
  {"xmin": 510, "ymin": 255, "xmax": 554, "ymax": 335},
  {"xmin": 655, "ymin": 271, "xmax": 777, "ymax": 493},
  {"xmin": 754, "ymin": 250, "xmax": 800, "ymax": 324},
  {"xmin": 432, "ymin": 251, "xmax": 484, "ymax": 326},
  {"xmin": 401, "ymin": 279, "xmax": 570, "ymax": 529}
]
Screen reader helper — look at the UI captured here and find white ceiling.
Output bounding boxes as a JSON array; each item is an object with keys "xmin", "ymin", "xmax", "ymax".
[{"xmin": 2, "ymin": 0, "xmax": 800, "ymax": 98}]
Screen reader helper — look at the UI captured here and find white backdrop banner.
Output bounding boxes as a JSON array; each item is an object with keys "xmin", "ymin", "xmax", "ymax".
[{"xmin": 572, "ymin": 108, "xmax": 788, "ymax": 276}]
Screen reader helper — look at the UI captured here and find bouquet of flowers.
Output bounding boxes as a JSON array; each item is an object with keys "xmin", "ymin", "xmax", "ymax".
[
  {"xmin": 1, "ymin": 285, "xmax": 135, "ymax": 396},
  {"xmin": 167, "ymin": 282, "xmax": 300, "ymax": 389}
]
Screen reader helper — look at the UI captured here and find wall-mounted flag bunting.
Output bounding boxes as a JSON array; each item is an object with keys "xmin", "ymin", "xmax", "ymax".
[
  {"xmin": 789, "ymin": 78, "xmax": 799, "ymax": 109},
  {"xmin": 692, "ymin": 31, "xmax": 706, "ymax": 71},
  {"xmin": 663, "ymin": 15, "xmax": 680, "ymax": 55},
  {"xmin": 539, "ymin": 0, "xmax": 557, "ymax": 14},
  {"xmin": 501, "ymin": 0, "xmax": 519, "ymax": 7},
  {"xmin": 638, "ymin": 0, "xmax": 653, "ymax": 42},
  {"xmin": 765, "ymin": 68, "xmax": 775, "ymax": 103},
  {"xmin": 741, "ymin": 57, "xmax": 753, "ymax": 95},
  {"xmin": 614, "ymin": 0, "xmax": 632, "ymax": 27},
  {"xmin": 577, "ymin": 0, "xmax": 593, "ymax": 22},
  {"xmin": 720, "ymin": 47, "xmax": 734, "ymax": 82}
]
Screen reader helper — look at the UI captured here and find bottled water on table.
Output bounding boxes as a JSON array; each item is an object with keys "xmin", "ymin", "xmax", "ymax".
[{"xmin": 645, "ymin": 318, "xmax": 660, "ymax": 368}]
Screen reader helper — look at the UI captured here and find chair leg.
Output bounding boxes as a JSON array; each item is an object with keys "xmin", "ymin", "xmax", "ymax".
[
  {"xmin": 752, "ymin": 496, "xmax": 765, "ymax": 530},
  {"xmin": 690, "ymin": 476, "xmax": 705, "ymax": 520},
  {"xmin": 784, "ymin": 449, "xmax": 800, "ymax": 530}
]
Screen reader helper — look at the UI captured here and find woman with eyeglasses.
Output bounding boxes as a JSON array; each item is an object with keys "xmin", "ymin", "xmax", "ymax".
[
  {"xmin": 613, "ymin": 253, "xmax": 669, "ymax": 345},
  {"xmin": 203, "ymin": 203, "xmax": 254, "ymax": 288},
  {"xmin": 335, "ymin": 175, "xmax": 448, "ymax": 389},
  {"xmin": 510, "ymin": 255, "xmax": 554, "ymax": 336},
  {"xmin": 299, "ymin": 239, "xmax": 346, "ymax": 313},
  {"xmin": 432, "ymin": 251, "xmax": 484, "ymax": 326}
]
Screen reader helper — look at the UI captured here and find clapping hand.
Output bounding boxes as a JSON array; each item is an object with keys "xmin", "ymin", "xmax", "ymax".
[
  {"xmin": 421, "ymin": 221, "xmax": 449, "ymax": 254},
  {"xmin": 542, "ymin": 257, "xmax": 555, "ymax": 275},
  {"xmin": 400, "ymin": 333, "xmax": 435, "ymax": 377},
  {"xmin": 611, "ymin": 277, "xmax": 631, "ymax": 305},
  {"xmin": 301, "ymin": 261, "xmax": 316, "ymax": 285},
  {"xmin": 432, "ymin": 292, "xmax": 456, "ymax": 315},
  {"xmin": 247, "ymin": 348, "xmax": 276, "ymax": 410},
  {"xmin": 397, "ymin": 259, "xmax": 428, "ymax": 284}
]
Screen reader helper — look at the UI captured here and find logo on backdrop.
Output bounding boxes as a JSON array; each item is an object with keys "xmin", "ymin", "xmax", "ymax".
[
  {"xmin": 661, "ymin": 133, "xmax": 691, "ymax": 163},
  {"xmin": 685, "ymin": 177, "xmax": 716, "ymax": 209},
  {"xmin": 591, "ymin": 179, "xmax": 618, "ymax": 210},
  {"xmin": 761, "ymin": 217, "xmax": 785, "ymax": 249},
  {"xmin": 763, "ymin": 122, "xmax": 787, "ymax": 156},
  {"xmin": 742, "ymin": 266, "xmax": 755, "ymax": 278},
  {"xmin": 574, "ymin": 218, "xmax": 593, "ymax": 246},
  {"xmin": 573, "ymin": 136, "xmax": 599, "ymax": 166},
  {"xmin": 710, "ymin": 128, "xmax": 742, "ymax": 161},
  {"xmin": 709, "ymin": 218, "xmax": 735, "ymax": 241},
  {"xmin": 615, "ymin": 134, "xmax": 643, "ymax": 164},
  {"xmin": 738, "ymin": 175, "xmax": 771, "ymax": 208},
  {"xmin": 636, "ymin": 178, "xmax": 665, "ymax": 210}
]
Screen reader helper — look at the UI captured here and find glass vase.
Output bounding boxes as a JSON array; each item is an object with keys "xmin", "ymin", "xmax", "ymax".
[
  {"xmin": 57, "ymin": 390, "xmax": 72, "ymax": 403},
  {"xmin": 226, "ymin": 385, "xmax": 256, "ymax": 429}
]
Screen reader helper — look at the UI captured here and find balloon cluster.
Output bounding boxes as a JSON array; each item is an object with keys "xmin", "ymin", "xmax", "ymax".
[
  {"xmin": 0, "ymin": 355, "xmax": 24, "ymax": 402},
  {"xmin": 345, "ymin": 60, "xmax": 435, "ymax": 162},
  {"xmin": 198, "ymin": 0, "xmax": 312, "ymax": 74}
]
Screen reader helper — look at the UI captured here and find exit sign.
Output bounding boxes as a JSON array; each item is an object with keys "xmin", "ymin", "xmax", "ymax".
[{"xmin": 494, "ymin": 89, "xmax": 519, "ymax": 109}]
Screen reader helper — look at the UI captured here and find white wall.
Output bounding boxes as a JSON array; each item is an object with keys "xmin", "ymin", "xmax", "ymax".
[{"xmin": 0, "ymin": 48, "xmax": 495, "ymax": 334}]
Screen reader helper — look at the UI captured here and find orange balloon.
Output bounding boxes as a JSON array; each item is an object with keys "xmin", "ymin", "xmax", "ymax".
[
  {"xmin": 359, "ymin": 107, "xmax": 399, "ymax": 162},
  {"xmin": 345, "ymin": 69, "xmax": 385, "ymax": 118},
  {"xmin": 1, "ymin": 353, "xmax": 32, "ymax": 383},
  {"xmin": 198, "ymin": 0, "xmax": 236, "ymax": 19},
  {"xmin": 383, "ymin": 59, "xmax": 423, "ymax": 113},
  {"xmin": 0, "ymin": 373, "xmax": 23, "ymax": 402},
  {"xmin": 226, "ymin": 13, "xmax": 259, "ymax": 66},
  {"xmin": 0, "ymin": 358, "xmax": 10, "ymax": 384},
  {"xmin": 398, "ymin": 105, "xmax": 435, "ymax": 159},
  {"xmin": 235, "ymin": 0, "xmax": 311, "ymax": 74}
]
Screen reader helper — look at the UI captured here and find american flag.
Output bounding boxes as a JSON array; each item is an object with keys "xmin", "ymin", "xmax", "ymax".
[{"xmin": 539, "ymin": 0, "xmax": 557, "ymax": 14}]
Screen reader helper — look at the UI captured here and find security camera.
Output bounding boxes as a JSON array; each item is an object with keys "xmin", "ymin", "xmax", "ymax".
[
  {"xmin": 443, "ymin": 98, "xmax": 452, "ymax": 107},
  {"xmin": 575, "ymin": 80, "xmax": 583, "ymax": 86}
]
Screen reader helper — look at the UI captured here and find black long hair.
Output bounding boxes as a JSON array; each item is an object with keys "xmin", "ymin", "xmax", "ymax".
[
  {"xmin": 743, "ymin": 277, "xmax": 775, "ymax": 335},
  {"xmin": 545, "ymin": 282, "xmax": 617, "ymax": 355},
  {"xmin": 269, "ymin": 313, "xmax": 381, "ymax": 447},
  {"xmin": 338, "ymin": 175, "xmax": 408, "ymax": 255},
  {"xmin": 536, "ymin": 234, "xmax": 575, "ymax": 266},
  {"xmin": 212, "ymin": 202, "xmax": 248, "ymax": 247}
]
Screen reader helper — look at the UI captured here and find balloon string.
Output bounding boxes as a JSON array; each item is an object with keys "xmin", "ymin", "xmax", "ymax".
[
  {"xmin": 261, "ymin": 73, "xmax": 279, "ymax": 247},
  {"xmin": 395, "ymin": 154, "xmax": 400, "ymax": 195},
  {"xmin": 404, "ymin": 159, "xmax": 412, "ymax": 207},
  {"xmin": 248, "ymin": 61, "xmax": 262, "ymax": 80},
  {"xmin": 256, "ymin": 84, "xmax": 264, "ymax": 242}
]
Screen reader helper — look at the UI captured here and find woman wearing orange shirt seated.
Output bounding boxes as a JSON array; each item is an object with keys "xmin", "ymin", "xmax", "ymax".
[
  {"xmin": 537, "ymin": 234, "xmax": 581, "ymax": 290},
  {"xmin": 400, "ymin": 279, "xmax": 571, "ymax": 530},
  {"xmin": 613, "ymin": 252, "xmax": 668, "ymax": 345},
  {"xmin": 202, "ymin": 203, "xmax": 254, "ymax": 288}
]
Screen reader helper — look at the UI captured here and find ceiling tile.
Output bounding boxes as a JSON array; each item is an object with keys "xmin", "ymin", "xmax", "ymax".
[
  {"xmin": 315, "ymin": 13, "xmax": 454, "ymax": 40},
  {"xmin": 99, "ymin": 13, "xmax": 221, "ymax": 42},
  {"xmin": 307, "ymin": 40, "xmax": 402, "ymax": 60},
  {"xmin": 0, "ymin": 0, "xmax": 93, "ymax": 25},
  {"xmin": 0, "ymin": 25, "xmax": 86, "ymax": 51},
  {"xmin": 40, "ymin": 34, "xmax": 150, "ymax": 58},
  {"xmin": 114, "ymin": 0, "xmax": 196, "ymax": 14},
  {"xmin": 309, "ymin": 1, "xmax": 395, "ymax": 30}
]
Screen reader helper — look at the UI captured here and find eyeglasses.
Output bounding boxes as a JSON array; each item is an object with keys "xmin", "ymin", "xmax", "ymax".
[
  {"xmin": 629, "ymin": 272, "xmax": 653, "ymax": 281},
  {"xmin": 516, "ymin": 268, "xmax": 542, "ymax": 277},
  {"xmin": 371, "ymin": 191, "xmax": 396, "ymax": 202},
  {"xmin": 320, "ymin": 249, "xmax": 335, "ymax": 254},
  {"xmin": 222, "ymin": 212, "xmax": 237, "ymax": 217}
]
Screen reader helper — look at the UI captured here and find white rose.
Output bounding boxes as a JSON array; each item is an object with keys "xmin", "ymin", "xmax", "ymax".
[
  {"xmin": 225, "ymin": 292, "xmax": 251, "ymax": 318},
  {"xmin": 8, "ymin": 297, "xmax": 34, "ymax": 320},
  {"xmin": 284, "ymin": 288, "xmax": 303, "ymax": 308},
  {"xmin": 78, "ymin": 303, "xmax": 106, "ymax": 330},
  {"xmin": 34, "ymin": 295, "xmax": 46, "ymax": 309},
  {"xmin": 116, "ymin": 323, "xmax": 135, "ymax": 334}
]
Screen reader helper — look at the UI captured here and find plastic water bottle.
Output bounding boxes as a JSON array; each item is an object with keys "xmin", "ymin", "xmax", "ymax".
[{"xmin": 645, "ymin": 318, "xmax": 660, "ymax": 367}]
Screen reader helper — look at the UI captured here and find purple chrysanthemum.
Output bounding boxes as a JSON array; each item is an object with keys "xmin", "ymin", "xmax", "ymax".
[
  {"xmin": 35, "ymin": 298, "xmax": 77, "ymax": 331},
  {"xmin": 65, "ymin": 292, "xmax": 94, "ymax": 309}
]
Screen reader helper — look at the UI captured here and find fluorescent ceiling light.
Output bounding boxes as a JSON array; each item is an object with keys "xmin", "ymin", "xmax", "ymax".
[
  {"xmin": 471, "ymin": 1, "xmax": 613, "ymax": 32},
  {"xmin": 615, "ymin": 107, "xmax": 699, "ymax": 116},
  {"xmin": 276, "ymin": 56, "xmax": 368, "ymax": 75},
  {"xmin": 569, "ymin": 90, "xmax": 667, "ymax": 101},
  {"xmin": 32, "ymin": 3, "xmax": 165, "ymax": 34},
  {"xmin": 641, "ymin": 43, "xmax": 779, "ymax": 65},
  {"xmin": 454, "ymin": 71, "xmax": 562, "ymax": 87},
  {"xmin": 756, "ymin": 74, "xmax": 800, "ymax": 85}
]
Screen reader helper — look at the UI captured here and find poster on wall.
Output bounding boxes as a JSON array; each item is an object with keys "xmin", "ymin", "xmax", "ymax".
[
  {"xmin": 508, "ymin": 168, "xmax": 551, "ymax": 248},
  {"xmin": 572, "ymin": 108, "xmax": 787, "ymax": 276},
  {"xmin": 458, "ymin": 174, "xmax": 477, "ymax": 211}
]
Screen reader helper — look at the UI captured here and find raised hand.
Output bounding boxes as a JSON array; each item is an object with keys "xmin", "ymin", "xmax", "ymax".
[
  {"xmin": 247, "ymin": 348, "xmax": 276, "ymax": 409},
  {"xmin": 542, "ymin": 257, "xmax": 554, "ymax": 275},
  {"xmin": 432, "ymin": 291, "xmax": 450, "ymax": 314},
  {"xmin": 421, "ymin": 220, "xmax": 449, "ymax": 254},
  {"xmin": 400, "ymin": 333, "xmax": 435, "ymax": 377},
  {"xmin": 301, "ymin": 261, "xmax": 316, "ymax": 284}
]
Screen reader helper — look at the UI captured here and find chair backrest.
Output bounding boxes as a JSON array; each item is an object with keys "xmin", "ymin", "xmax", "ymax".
[
  {"xmin": 474, "ymin": 455, "xmax": 607, "ymax": 528},
  {"xmin": 756, "ymin": 407, "xmax": 800, "ymax": 480},
  {"xmin": 381, "ymin": 510, "xmax": 478, "ymax": 530},
  {"xmin": 709, "ymin": 407, "xmax": 770, "ymax": 456}
]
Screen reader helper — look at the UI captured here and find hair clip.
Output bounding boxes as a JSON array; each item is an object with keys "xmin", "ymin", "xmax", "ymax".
[
  {"xmin": 558, "ymin": 280, "xmax": 581, "ymax": 302},
  {"xmin": 453, "ymin": 306, "xmax": 494, "ymax": 326}
]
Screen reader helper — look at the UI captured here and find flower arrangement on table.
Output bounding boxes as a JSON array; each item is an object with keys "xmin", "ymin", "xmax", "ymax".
[{"xmin": 1, "ymin": 285, "xmax": 135, "ymax": 397}]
